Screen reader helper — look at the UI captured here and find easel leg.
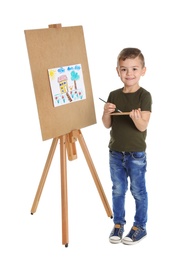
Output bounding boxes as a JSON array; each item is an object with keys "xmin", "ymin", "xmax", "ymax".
[
  {"xmin": 73, "ymin": 130, "xmax": 113, "ymax": 218},
  {"xmin": 31, "ymin": 138, "xmax": 58, "ymax": 214},
  {"xmin": 31, "ymin": 130, "xmax": 112, "ymax": 246},
  {"xmin": 60, "ymin": 135, "xmax": 69, "ymax": 247}
]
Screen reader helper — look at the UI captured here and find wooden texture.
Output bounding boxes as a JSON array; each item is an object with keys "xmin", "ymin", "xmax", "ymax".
[
  {"xmin": 111, "ymin": 112, "xmax": 130, "ymax": 115},
  {"xmin": 24, "ymin": 25, "xmax": 96, "ymax": 140},
  {"xmin": 30, "ymin": 130, "xmax": 112, "ymax": 246}
]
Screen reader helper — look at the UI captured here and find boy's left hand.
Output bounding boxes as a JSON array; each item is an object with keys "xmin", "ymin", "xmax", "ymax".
[
  {"xmin": 129, "ymin": 108, "xmax": 151, "ymax": 132},
  {"xmin": 129, "ymin": 108, "xmax": 142, "ymax": 119}
]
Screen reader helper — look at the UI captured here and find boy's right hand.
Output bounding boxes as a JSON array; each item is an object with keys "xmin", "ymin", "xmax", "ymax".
[{"xmin": 104, "ymin": 102, "xmax": 116, "ymax": 115}]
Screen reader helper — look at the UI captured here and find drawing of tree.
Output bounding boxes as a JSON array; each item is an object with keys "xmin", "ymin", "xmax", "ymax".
[
  {"xmin": 71, "ymin": 70, "xmax": 80, "ymax": 90},
  {"xmin": 67, "ymin": 65, "xmax": 81, "ymax": 90}
]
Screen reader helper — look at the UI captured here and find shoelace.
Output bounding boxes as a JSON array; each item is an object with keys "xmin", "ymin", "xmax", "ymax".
[{"xmin": 132, "ymin": 226, "xmax": 143, "ymax": 237}]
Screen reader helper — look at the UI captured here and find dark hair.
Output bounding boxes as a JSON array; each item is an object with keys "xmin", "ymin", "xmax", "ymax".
[{"xmin": 117, "ymin": 48, "xmax": 145, "ymax": 68}]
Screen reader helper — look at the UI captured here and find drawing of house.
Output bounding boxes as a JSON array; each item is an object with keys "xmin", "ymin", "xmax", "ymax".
[{"xmin": 58, "ymin": 74, "xmax": 68, "ymax": 94}]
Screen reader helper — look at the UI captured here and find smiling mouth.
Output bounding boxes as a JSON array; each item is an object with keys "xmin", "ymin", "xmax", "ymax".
[{"xmin": 126, "ymin": 77, "xmax": 134, "ymax": 80}]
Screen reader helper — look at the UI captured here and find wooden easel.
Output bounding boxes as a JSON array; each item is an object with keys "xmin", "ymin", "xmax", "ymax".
[{"xmin": 31, "ymin": 129, "xmax": 113, "ymax": 247}]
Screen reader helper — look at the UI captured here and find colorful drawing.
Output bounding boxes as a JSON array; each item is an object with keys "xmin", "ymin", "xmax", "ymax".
[{"xmin": 48, "ymin": 64, "xmax": 86, "ymax": 107}]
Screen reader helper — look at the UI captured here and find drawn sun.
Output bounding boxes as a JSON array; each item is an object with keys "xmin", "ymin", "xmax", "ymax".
[{"xmin": 49, "ymin": 69, "xmax": 56, "ymax": 79}]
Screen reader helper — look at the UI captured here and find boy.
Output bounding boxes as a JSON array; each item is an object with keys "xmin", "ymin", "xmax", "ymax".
[{"xmin": 102, "ymin": 48, "xmax": 152, "ymax": 245}]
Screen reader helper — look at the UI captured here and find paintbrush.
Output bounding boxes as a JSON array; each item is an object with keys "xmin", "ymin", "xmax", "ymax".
[{"xmin": 99, "ymin": 98, "xmax": 122, "ymax": 113}]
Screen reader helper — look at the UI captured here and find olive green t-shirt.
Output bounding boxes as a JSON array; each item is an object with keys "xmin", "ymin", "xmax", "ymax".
[{"xmin": 107, "ymin": 87, "xmax": 152, "ymax": 152}]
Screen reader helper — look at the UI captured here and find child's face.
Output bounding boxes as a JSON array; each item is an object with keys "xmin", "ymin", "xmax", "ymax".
[{"xmin": 116, "ymin": 57, "xmax": 146, "ymax": 89}]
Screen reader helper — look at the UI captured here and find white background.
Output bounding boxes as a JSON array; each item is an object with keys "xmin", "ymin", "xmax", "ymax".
[{"xmin": 1, "ymin": 0, "xmax": 196, "ymax": 259}]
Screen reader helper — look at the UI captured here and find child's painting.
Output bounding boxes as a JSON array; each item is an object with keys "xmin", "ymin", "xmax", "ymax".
[{"xmin": 48, "ymin": 64, "xmax": 86, "ymax": 107}]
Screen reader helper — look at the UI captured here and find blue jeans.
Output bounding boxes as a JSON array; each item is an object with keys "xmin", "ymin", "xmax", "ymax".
[{"xmin": 109, "ymin": 150, "xmax": 148, "ymax": 229}]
